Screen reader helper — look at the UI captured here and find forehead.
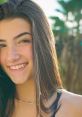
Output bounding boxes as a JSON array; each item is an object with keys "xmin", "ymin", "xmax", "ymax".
[{"xmin": 0, "ymin": 18, "xmax": 32, "ymax": 39}]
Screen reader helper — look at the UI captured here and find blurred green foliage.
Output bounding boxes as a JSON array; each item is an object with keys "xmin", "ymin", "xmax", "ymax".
[
  {"xmin": 50, "ymin": 0, "xmax": 82, "ymax": 94},
  {"xmin": 0, "ymin": 0, "xmax": 8, "ymax": 4}
]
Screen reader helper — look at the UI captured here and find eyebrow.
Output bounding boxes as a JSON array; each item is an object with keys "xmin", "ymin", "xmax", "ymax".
[
  {"xmin": 0, "ymin": 32, "xmax": 32, "ymax": 42},
  {"xmin": 14, "ymin": 32, "xmax": 32, "ymax": 39},
  {"xmin": 0, "ymin": 40, "xmax": 5, "ymax": 42}
]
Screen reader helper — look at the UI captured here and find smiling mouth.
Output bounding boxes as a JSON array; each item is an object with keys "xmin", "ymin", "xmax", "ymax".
[{"xmin": 9, "ymin": 63, "xmax": 27, "ymax": 70}]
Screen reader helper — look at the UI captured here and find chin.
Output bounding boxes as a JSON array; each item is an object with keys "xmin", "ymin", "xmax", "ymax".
[
  {"xmin": 13, "ymin": 80, "xmax": 27, "ymax": 85},
  {"xmin": 10, "ymin": 77, "xmax": 27, "ymax": 85}
]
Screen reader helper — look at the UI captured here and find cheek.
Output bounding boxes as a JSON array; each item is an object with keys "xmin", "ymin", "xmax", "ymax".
[
  {"xmin": 19, "ymin": 45, "xmax": 33, "ymax": 60},
  {"xmin": 26, "ymin": 48, "xmax": 33, "ymax": 60}
]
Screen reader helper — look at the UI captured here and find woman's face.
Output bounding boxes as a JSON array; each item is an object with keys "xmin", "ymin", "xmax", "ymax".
[{"xmin": 0, "ymin": 18, "xmax": 33, "ymax": 84}]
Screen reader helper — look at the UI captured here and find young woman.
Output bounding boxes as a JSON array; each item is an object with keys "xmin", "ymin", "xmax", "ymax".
[{"xmin": 0, "ymin": 0, "xmax": 82, "ymax": 117}]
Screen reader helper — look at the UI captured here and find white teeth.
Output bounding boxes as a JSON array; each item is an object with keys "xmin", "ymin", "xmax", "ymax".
[{"xmin": 9, "ymin": 64, "xmax": 25, "ymax": 70}]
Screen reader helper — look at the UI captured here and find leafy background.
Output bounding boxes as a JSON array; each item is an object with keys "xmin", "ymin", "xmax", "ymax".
[
  {"xmin": 0, "ymin": 0, "xmax": 8, "ymax": 4},
  {"xmin": 50, "ymin": 0, "xmax": 82, "ymax": 94}
]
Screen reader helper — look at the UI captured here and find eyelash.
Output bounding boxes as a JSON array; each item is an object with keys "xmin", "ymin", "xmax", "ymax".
[
  {"xmin": 0, "ymin": 44, "xmax": 6, "ymax": 48},
  {"xmin": 0, "ymin": 39, "xmax": 32, "ymax": 48},
  {"xmin": 18, "ymin": 39, "xmax": 32, "ymax": 44}
]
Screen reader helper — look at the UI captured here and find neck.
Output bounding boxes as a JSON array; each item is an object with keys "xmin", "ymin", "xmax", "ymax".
[{"xmin": 15, "ymin": 79, "xmax": 36, "ymax": 103}]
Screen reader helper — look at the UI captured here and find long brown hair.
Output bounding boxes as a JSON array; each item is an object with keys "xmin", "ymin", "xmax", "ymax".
[{"xmin": 0, "ymin": 0, "xmax": 62, "ymax": 116}]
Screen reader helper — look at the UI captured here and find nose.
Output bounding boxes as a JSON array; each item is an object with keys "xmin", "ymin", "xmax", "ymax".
[{"xmin": 7, "ymin": 47, "xmax": 20, "ymax": 62}]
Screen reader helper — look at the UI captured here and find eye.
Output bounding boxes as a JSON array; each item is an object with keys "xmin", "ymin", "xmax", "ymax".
[
  {"xmin": 0, "ymin": 44, "xmax": 6, "ymax": 48},
  {"xmin": 18, "ymin": 38, "xmax": 32, "ymax": 44}
]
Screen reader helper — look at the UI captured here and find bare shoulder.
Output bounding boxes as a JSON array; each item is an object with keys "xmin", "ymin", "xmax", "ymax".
[
  {"xmin": 61, "ymin": 89, "xmax": 82, "ymax": 108},
  {"xmin": 56, "ymin": 89, "xmax": 82, "ymax": 117}
]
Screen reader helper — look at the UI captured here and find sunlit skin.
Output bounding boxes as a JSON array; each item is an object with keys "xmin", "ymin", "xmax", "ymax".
[
  {"xmin": 0, "ymin": 18, "xmax": 36, "ymax": 117},
  {"xmin": 0, "ymin": 18, "xmax": 33, "ymax": 84}
]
